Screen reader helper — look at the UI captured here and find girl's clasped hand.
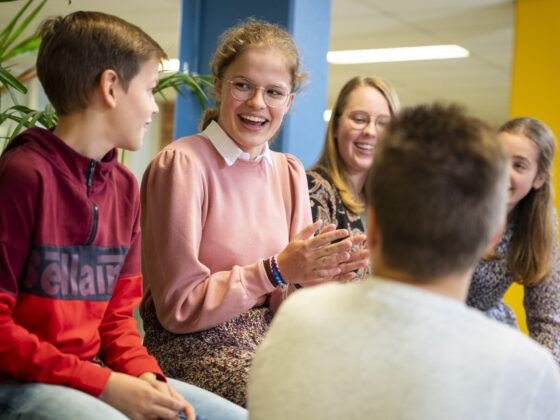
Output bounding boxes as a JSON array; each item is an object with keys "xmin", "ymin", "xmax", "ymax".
[{"xmin": 276, "ymin": 220, "xmax": 368, "ymax": 285}]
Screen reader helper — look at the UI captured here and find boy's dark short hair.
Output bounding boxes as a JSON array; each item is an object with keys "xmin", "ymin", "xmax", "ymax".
[
  {"xmin": 366, "ymin": 103, "xmax": 508, "ymax": 279},
  {"xmin": 36, "ymin": 11, "xmax": 167, "ymax": 115}
]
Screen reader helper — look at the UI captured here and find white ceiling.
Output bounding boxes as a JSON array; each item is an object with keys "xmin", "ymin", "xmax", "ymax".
[{"xmin": 1, "ymin": 0, "xmax": 515, "ymax": 124}]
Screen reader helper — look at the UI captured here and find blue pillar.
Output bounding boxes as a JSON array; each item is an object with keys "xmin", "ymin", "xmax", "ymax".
[
  {"xmin": 174, "ymin": 0, "xmax": 203, "ymax": 137},
  {"xmin": 175, "ymin": 0, "xmax": 331, "ymax": 169}
]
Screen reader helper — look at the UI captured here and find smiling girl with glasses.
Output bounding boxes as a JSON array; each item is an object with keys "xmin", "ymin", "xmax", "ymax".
[
  {"xmin": 139, "ymin": 20, "xmax": 369, "ymax": 407},
  {"xmin": 307, "ymin": 76, "xmax": 400, "ymax": 280}
]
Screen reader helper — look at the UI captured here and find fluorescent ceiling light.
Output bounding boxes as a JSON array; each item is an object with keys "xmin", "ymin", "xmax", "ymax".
[{"xmin": 327, "ymin": 45, "xmax": 469, "ymax": 64}]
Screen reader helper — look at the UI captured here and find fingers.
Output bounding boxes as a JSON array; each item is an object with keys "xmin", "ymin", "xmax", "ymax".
[
  {"xmin": 338, "ymin": 258, "xmax": 369, "ymax": 274},
  {"xmin": 294, "ymin": 221, "xmax": 349, "ymax": 247},
  {"xmin": 339, "ymin": 248, "xmax": 369, "ymax": 268},
  {"xmin": 146, "ymin": 390, "xmax": 187, "ymax": 419},
  {"xmin": 294, "ymin": 220, "xmax": 323, "ymax": 241},
  {"xmin": 310, "ymin": 247, "xmax": 369, "ymax": 281},
  {"xmin": 314, "ymin": 238, "xmax": 353, "ymax": 260},
  {"xmin": 345, "ymin": 249, "xmax": 370, "ymax": 264},
  {"xmin": 309, "ymin": 228, "xmax": 350, "ymax": 250},
  {"xmin": 331, "ymin": 271, "xmax": 359, "ymax": 283},
  {"xmin": 317, "ymin": 222, "xmax": 337, "ymax": 234},
  {"xmin": 349, "ymin": 233, "xmax": 367, "ymax": 246},
  {"xmin": 150, "ymin": 378, "xmax": 171, "ymax": 394},
  {"xmin": 168, "ymin": 386, "xmax": 196, "ymax": 420},
  {"xmin": 310, "ymin": 266, "xmax": 342, "ymax": 279},
  {"xmin": 183, "ymin": 403, "xmax": 196, "ymax": 420},
  {"xmin": 312, "ymin": 249, "xmax": 350, "ymax": 271},
  {"xmin": 139, "ymin": 374, "xmax": 189, "ymax": 420}
]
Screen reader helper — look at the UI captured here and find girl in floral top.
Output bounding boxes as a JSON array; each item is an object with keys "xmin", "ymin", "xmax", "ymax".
[
  {"xmin": 467, "ymin": 117, "xmax": 560, "ymax": 364},
  {"xmin": 307, "ymin": 76, "xmax": 400, "ymax": 279}
]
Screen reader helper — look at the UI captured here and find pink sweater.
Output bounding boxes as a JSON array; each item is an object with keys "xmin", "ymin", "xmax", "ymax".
[{"xmin": 140, "ymin": 134, "xmax": 312, "ymax": 333}]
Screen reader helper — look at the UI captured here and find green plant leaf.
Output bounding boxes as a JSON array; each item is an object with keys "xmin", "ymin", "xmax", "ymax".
[
  {"xmin": 154, "ymin": 71, "xmax": 213, "ymax": 109},
  {"xmin": 41, "ymin": 103, "xmax": 57, "ymax": 127},
  {"xmin": 0, "ymin": 0, "xmax": 34, "ymax": 55},
  {"xmin": 4, "ymin": 111, "xmax": 36, "ymax": 143},
  {"xmin": 3, "ymin": 109, "xmax": 36, "ymax": 144},
  {"xmin": 5, "ymin": 84, "xmax": 22, "ymax": 107},
  {"xmin": 7, "ymin": 104, "xmax": 58, "ymax": 128},
  {"xmin": 0, "ymin": 64, "xmax": 27, "ymax": 93},
  {"xmin": 1, "ymin": 0, "xmax": 47, "ymax": 58},
  {"xmin": 1, "ymin": 104, "xmax": 58, "ymax": 148},
  {"xmin": 2, "ymin": 36, "xmax": 41, "ymax": 62}
]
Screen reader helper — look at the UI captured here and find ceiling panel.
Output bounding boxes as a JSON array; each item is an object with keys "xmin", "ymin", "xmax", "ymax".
[{"xmin": 1, "ymin": 0, "xmax": 515, "ymax": 124}]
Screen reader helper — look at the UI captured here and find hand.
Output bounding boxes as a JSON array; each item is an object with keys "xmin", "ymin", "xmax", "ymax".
[
  {"xmin": 303, "ymin": 231, "xmax": 369, "ymax": 285},
  {"xmin": 99, "ymin": 371, "xmax": 192, "ymax": 420},
  {"xmin": 330, "ymin": 233, "xmax": 369, "ymax": 282},
  {"xmin": 276, "ymin": 221, "xmax": 368, "ymax": 285},
  {"xmin": 139, "ymin": 373, "xmax": 195, "ymax": 420}
]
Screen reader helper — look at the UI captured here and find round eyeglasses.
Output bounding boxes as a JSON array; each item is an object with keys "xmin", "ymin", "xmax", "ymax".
[
  {"xmin": 345, "ymin": 110, "xmax": 391, "ymax": 131},
  {"xmin": 223, "ymin": 77, "xmax": 291, "ymax": 108}
]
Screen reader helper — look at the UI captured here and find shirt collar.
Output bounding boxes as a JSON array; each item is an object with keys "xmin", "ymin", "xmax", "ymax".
[{"xmin": 202, "ymin": 120, "xmax": 273, "ymax": 169}]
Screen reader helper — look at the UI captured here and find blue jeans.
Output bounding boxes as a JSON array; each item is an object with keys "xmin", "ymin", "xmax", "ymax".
[{"xmin": 0, "ymin": 377, "xmax": 247, "ymax": 420}]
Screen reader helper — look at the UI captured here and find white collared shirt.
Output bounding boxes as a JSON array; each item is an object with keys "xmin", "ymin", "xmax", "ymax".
[{"xmin": 201, "ymin": 120, "xmax": 274, "ymax": 169}]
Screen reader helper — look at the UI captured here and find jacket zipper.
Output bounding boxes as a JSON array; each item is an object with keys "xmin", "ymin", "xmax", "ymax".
[{"xmin": 85, "ymin": 160, "xmax": 98, "ymax": 245}]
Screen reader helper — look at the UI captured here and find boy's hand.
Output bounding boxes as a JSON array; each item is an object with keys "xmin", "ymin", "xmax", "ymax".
[
  {"xmin": 138, "ymin": 372, "xmax": 195, "ymax": 420},
  {"xmin": 99, "ymin": 371, "xmax": 194, "ymax": 420}
]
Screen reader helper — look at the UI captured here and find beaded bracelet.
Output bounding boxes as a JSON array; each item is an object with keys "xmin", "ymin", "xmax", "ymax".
[{"xmin": 270, "ymin": 255, "xmax": 287, "ymax": 288}]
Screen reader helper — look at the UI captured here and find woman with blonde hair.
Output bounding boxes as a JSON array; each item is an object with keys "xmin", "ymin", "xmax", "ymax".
[{"xmin": 307, "ymin": 76, "xmax": 400, "ymax": 279}]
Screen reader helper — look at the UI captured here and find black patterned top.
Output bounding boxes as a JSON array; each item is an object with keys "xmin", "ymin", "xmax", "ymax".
[
  {"xmin": 466, "ymin": 210, "xmax": 560, "ymax": 364},
  {"xmin": 306, "ymin": 166, "xmax": 370, "ymax": 280}
]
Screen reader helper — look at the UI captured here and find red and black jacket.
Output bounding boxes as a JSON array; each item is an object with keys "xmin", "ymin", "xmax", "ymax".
[{"xmin": 0, "ymin": 127, "xmax": 163, "ymax": 397}]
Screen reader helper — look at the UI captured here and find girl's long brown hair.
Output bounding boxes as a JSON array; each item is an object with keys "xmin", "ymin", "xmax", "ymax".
[{"xmin": 503, "ymin": 117, "xmax": 556, "ymax": 286}]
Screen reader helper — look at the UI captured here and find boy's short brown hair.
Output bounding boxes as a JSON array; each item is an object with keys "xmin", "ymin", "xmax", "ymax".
[
  {"xmin": 36, "ymin": 11, "xmax": 167, "ymax": 116},
  {"xmin": 366, "ymin": 103, "xmax": 508, "ymax": 279}
]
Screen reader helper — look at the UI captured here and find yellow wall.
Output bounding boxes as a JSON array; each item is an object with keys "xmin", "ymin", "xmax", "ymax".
[{"xmin": 504, "ymin": 0, "xmax": 560, "ymax": 334}]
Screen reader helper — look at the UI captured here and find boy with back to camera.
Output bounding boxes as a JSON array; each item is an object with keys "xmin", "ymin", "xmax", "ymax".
[
  {"xmin": 0, "ymin": 11, "xmax": 246, "ymax": 420},
  {"xmin": 248, "ymin": 103, "xmax": 560, "ymax": 420}
]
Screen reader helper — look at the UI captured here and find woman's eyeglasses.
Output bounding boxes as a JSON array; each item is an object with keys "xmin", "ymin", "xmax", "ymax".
[
  {"xmin": 223, "ymin": 77, "xmax": 291, "ymax": 108},
  {"xmin": 345, "ymin": 110, "xmax": 391, "ymax": 131}
]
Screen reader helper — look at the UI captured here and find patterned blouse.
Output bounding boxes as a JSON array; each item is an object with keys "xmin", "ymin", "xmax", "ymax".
[
  {"xmin": 466, "ymin": 210, "xmax": 560, "ymax": 364},
  {"xmin": 306, "ymin": 166, "xmax": 370, "ymax": 280}
]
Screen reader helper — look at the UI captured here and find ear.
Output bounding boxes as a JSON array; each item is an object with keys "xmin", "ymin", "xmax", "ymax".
[
  {"xmin": 99, "ymin": 69, "xmax": 120, "ymax": 109},
  {"xmin": 214, "ymin": 77, "xmax": 223, "ymax": 103},
  {"xmin": 532, "ymin": 172, "xmax": 547, "ymax": 190},
  {"xmin": 485, "ymin": 220, "xmax": 506, "ymax": 254},
  {"xmin": 286, "ymin": 92, "xmax": 295, "ymax": 110}
]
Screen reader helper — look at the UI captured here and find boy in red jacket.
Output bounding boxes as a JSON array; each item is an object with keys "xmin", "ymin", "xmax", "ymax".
[{"xmin": 0, "ymin": 11, "xmax": 246, "ymax": 420}]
